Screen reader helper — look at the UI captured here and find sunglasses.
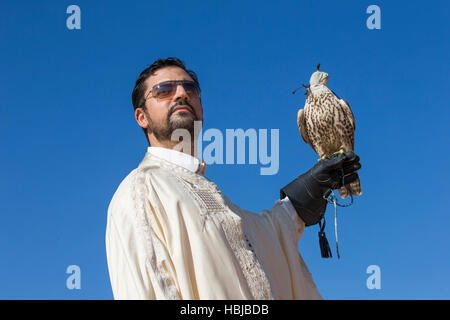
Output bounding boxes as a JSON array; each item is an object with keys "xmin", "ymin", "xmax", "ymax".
[{"xmin": 146, "ymin": 80, "xmax": 201, "ymax": 100}]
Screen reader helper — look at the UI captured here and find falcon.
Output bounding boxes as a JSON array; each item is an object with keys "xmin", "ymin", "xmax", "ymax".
[{"xmin": 295, "ymin": 64, "xmax": 362, "ymax": 199}]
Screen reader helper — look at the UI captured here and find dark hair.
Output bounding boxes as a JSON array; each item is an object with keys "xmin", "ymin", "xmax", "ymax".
[{"xmin": 131, "ymin": 57, "xmax": 200, "ymax": 144}]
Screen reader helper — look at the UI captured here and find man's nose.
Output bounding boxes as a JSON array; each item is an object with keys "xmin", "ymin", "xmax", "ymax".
[{"xmin": 173, "ymin": 83, "xmax": 190, "ymax": 102}]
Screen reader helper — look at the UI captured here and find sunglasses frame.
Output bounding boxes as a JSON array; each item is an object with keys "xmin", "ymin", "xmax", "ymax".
[{"xmin": 145, "ymin": 80, "xmax": 201, "ymax": 100}]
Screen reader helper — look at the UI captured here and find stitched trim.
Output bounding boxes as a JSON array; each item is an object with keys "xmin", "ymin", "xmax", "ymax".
[
  {"xmin": 132, "ymin": 168, "xmax": 180, "ymax": 300},
  {"xmin": 217, "ymin": 209, "xmax": 274, "ymax": 300}
]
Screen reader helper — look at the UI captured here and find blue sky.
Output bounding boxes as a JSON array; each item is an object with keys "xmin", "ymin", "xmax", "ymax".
[{"xmin": 1, "ymin": 0, "xmax": 449, "ymax": 299}]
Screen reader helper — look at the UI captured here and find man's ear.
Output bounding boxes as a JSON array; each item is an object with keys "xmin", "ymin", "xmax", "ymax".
[{"xmin": 135, "ymin": 108, "xmax": 150, "ymax": 131}]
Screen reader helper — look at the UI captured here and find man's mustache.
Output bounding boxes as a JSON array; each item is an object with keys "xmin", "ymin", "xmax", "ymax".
[{"xmin": 168, "ymin": 99, "xmax": 196, "ymax": 118}]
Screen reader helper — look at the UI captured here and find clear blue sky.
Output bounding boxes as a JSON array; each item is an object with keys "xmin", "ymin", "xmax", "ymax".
[{"xmin": 1, "ymin": 0, "xmax": 449, "ymax": 299}]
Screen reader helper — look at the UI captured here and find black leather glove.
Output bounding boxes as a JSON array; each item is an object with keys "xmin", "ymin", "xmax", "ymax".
[{"xmin": 280, "ymin": 151, "xmax": 361, "ymax": 226}]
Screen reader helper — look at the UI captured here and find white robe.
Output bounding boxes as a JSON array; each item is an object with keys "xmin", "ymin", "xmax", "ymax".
[{"xmin": 105, "ymin": 148, "xmax": 322, "ymax": 300}]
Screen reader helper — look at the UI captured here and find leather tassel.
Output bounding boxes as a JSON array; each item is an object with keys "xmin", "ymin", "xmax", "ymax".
[
  {"xmin": 318, "ymin": 231, "xmax": 332, "ymax": 258},
  {"xmin": 318, "ymin": 219, "xmax": 332, "ymax": 258}
]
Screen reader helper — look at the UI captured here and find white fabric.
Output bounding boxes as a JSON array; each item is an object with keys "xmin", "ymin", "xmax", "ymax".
[
  {"xmin": 105, "ymin": 149, "xmax": 322, "ymax": 300},
  {"xmin": 147, "ymin": 147, "xmax": 204, "ymax": 174}
]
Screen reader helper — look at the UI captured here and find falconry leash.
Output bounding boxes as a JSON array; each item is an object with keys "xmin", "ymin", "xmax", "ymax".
[{"xmin": 319, "ymin": 166, "xmax": 354, "ymax": 259}]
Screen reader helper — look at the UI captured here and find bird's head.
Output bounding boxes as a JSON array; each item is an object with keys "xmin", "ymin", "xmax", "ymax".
[{"xmin": 309, "ymin": 64, "xmax": 329, "ymax": 87}]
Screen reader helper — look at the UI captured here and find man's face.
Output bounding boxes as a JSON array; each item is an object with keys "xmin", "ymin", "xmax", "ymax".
[{"xmin": 137, "ymin": 66, "xmax": 204, "ymax": 144}]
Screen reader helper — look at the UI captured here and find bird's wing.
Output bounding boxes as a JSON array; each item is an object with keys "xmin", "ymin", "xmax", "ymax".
[
  {"xmin": 339, "ymin": 98, "xmax": 355, "ymax": 131},
  {"xmin": 297, "ymin": 108, "xmax": 313, "ymax": 148},
  {"xmin": 331, "ymin": 89, "xmax": 355, "ymax": 130},
  {"xmin": 339, "ymin": 98, "xmax": 356, "ymax": 150}
]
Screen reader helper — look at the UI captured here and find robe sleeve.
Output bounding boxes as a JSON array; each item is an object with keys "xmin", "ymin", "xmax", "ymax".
[
  {"xmin": 223, "ymin": 195, "xmax": 321, "ymax": 299},
  {"xmin": 256, "ymin": 197, "xmax": 306, "ymax": 248},
  {"xmin": 279, "ymin": 197, "xmax": 306, "ymax": 242},
  {"xmin": 240, "ymin": 197, "xmax": 306, "ymax": 243},
  {"xmin": 262, "ymin": 200, "xmax": 322, "ymax": 299},
  {"xmin": 105, "ymin": 171, "xmax": 181, "ymax": 300}
]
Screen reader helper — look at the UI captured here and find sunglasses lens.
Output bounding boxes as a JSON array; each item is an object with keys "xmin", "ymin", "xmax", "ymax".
[
  {"xmin": 182, "ymin": 82, "xmax": 200, "ymax": 97},
  {"xmin": 154, "ymin": 83, "xmax": 175, "ymax": 99}
]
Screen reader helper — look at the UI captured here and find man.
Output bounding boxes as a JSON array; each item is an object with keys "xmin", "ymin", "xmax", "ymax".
[{"xmin": 105, "ymin": 57, "xmax": 361, "ymax": 299}]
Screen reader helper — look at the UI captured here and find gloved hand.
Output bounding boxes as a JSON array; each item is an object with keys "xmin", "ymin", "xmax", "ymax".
[{"xmin": 280, "ymin": 151, "xmax": 361, "ymax": 226}]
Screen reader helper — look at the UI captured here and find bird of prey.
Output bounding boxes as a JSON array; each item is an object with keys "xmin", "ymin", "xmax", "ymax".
[{"xmin": 295, "ymin": 64, "xmax": 362, "ymax": 199}]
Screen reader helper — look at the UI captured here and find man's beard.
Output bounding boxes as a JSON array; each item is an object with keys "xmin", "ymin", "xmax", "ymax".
[{"xmin": 145, "ymin": 99, "xmax": 201, "ymax": 143}]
